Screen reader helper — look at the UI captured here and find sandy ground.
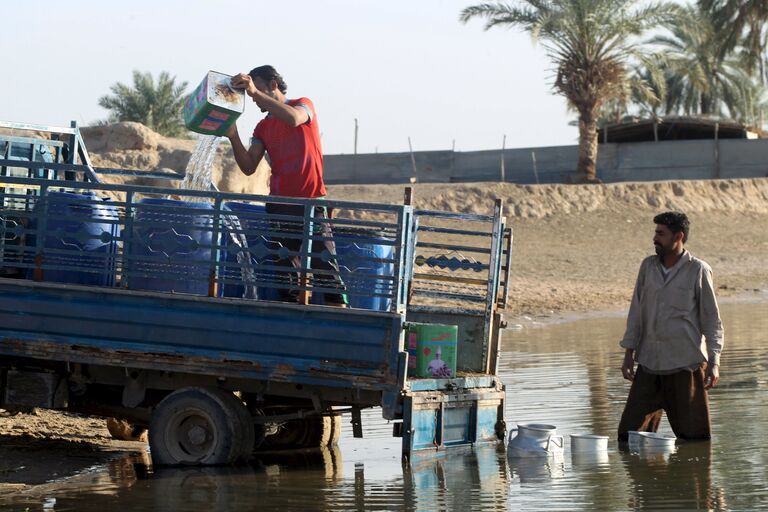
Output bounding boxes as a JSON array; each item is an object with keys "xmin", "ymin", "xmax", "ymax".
[{"xmin": 2, "ymin": 177, "xmax": 768, "ymax": 493}]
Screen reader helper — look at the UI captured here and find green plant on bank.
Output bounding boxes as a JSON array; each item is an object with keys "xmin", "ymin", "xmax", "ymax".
[
  {"xmin": 461, "ymin": 0, "xmax": 679, "ymax": 183},
  {"xmin": 98, "ymin": 71, "xmax": 189, "ymax": 137}
]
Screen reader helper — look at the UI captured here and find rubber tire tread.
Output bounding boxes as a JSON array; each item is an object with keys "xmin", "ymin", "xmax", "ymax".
[
  {"xmin": 149, "ymin": 387, "xmax": 243, "ymax": 466},
  {"xmin": 261, "ymin": 413, "xmax": 334, "ymax": 449},
  {"xmin": 211, "ymin": 389, "xmax": 255, "ymax": 461}
]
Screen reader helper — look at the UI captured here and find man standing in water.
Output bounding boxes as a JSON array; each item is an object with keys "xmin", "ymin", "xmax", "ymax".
[
  {"xmin": 226, "ymin": 65, "xmax": 346, "ymax": 306},
  {"xmin": 618, "ymin": 212, "xmax": 724, "ymax": 441}
]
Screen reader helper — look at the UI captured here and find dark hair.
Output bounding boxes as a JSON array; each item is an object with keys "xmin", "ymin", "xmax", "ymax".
[
  {"xmin": 654, "ymin": 211, "xmax": 690, "ymax": 243},
  {"xmin": 248, "ymin": 65, "xmax": 287, "ymax": 94}
]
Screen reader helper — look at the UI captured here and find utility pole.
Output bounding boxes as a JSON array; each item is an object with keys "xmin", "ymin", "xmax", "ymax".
[
  {"xmin": 500, "ymin": 134, "xmax": 506, "ymax": 182},
  {"xmin": 354, "ymin": 118, "xmax": 358, "ymax": 155},
  {"xmin": 408, "ymin": 137, "xmax": 418, "ymax": 179}
]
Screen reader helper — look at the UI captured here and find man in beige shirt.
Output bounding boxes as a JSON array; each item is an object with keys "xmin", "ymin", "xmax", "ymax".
[{"xmin": 618, "ymin": 212, "xmax": 724, "ymax": 441}]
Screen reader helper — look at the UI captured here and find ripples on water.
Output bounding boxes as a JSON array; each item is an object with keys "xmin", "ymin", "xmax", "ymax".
[{"xmin": 2, "ymin": 302, "xmax": 766, "ymax": 510}]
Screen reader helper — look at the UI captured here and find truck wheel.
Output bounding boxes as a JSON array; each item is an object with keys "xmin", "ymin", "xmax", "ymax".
[
  {"xmin": 106, "ymin": 417, "xmax": 148, "ymax": 442},
  {"xmin": 261, "ymin": 410, "xmax": 339, "ymax": 449},
  {"xmin": 149, "ymin": 387, "xmax": 253, "ymax": 466}
]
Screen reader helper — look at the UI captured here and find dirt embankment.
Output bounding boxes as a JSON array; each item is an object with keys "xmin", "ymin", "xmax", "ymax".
[{"xmin": 80, "ymin": 122, "xmax": 271, "ymax": 195}]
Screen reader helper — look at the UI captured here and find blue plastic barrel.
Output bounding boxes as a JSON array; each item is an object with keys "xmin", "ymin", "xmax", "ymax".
[
  {"xmin": 314, "ymin": 231, "xmax": 395, "ymax": 311},
  {"xmin": 128, "ymin": 198, "xmax": 219, "ymax": 296},
  {"xmin": 220, "ymin": 202, "xmax": 281, "ymax": 301},
  {"xmin": 26, "ymin": 191, "xmax": 120, "ymax": 286}
]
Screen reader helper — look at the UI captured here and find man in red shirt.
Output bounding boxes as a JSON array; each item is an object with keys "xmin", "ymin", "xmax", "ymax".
[{"xmin": 227, "ymin": 65, "xmax": 346, "ymax": 306}]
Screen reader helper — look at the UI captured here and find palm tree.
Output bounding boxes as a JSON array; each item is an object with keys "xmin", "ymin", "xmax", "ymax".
[
  {"xmin": 98, "ymin": 71, "xmax": 189, "ymax": 137},
  {"xmin": 461, "ymin": 0, "xmax": 677, "ymax": 182},
  {"xmin": 701, "ymin": 0, "xmax": 768, "ymax": 81},
  {"xmin": 651, "ymin": 5, "xmax": 754, "ymax": 118}
]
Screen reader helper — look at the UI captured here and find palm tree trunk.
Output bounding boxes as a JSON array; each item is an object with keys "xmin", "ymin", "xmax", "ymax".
[{"xmin": 576, "ymin": 110, "xmax": 600, "ymax": 183}]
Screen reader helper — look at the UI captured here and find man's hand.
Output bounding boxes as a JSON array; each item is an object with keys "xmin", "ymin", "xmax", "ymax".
[
  {"xmin": 621, "ymin": 349, "xmax": 635, "ymax": 381},
  {"xmin": 704, "ymin": 363, "xmax": 719, "ymax": 390},
  {"xmin": 230, "ymin": 73, "xmax": 258, "ymax": 97}
]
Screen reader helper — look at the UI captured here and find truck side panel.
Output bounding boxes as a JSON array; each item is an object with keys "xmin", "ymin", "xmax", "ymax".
[{"xmin": 0, "ymin": 280, "xmax": 404, "ymax": 390}]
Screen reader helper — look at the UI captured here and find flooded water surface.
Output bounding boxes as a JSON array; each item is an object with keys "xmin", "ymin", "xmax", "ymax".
[{"xmin": 2, "ymin": 302, "xmax": 767, "ymax": 511}]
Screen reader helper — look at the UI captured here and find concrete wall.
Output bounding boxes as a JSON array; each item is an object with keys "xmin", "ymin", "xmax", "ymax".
[{"xmin": 324, "ymin": 139, "xmax": 768, "ymax": 185}]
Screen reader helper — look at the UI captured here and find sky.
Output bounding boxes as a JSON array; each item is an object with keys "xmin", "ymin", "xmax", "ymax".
[{"xmin": 0, "ymin": 0, "xmax": 577, "ymax": 155}]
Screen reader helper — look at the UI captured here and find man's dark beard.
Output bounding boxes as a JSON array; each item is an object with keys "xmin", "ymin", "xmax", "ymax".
[{"xmin": 655, "ymin": 243, "xmax": 665, "ymax": 257}]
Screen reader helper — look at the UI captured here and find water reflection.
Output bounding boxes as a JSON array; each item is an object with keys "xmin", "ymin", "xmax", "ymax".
[
  {"xmin": 508, "ymin": 455, "xmax": 565, "ymax": 484},
  {"xmin": 619, "ymin": 442, "xmax": 727, "ymax": 510},
  {"xmin": 0, "ymin": 445, "xmax": 510, "ymax": 511}
]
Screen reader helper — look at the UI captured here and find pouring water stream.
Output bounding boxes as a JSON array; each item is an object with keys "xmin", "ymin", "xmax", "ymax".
[{"xmin": 180, "ymin": 134, "xmax": 257, "ymax": 298}]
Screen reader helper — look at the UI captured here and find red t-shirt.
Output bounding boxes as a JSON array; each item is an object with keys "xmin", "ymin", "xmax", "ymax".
[{"xmin": 252, "ymin": 97, "xmax": 326, "ymax": 198}]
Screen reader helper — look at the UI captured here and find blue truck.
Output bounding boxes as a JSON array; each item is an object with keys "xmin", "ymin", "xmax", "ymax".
[{"xmin": 0, "ymin": 121, "xmax": 512, "ymax": 465}]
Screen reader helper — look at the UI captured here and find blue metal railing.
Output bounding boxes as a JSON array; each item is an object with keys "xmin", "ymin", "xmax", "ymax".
[{"xmin": 0, "ymin": 176, "xmax": 415, "ymax": 314}]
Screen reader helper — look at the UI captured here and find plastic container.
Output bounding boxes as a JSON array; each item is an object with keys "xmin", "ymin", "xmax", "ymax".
[
  {"xmin": 128, "ymin": 198, "xmax": 219, "ymax": 295},
  {"xmin": 406, "ymin": 323, "xmax": 458, "ymax": 378},
  {"xmin": 26, "ymin": 191, "xmax": 120, "ymax": 286},
  {"xmin": 220, "ymin": 201, "xmax": 281, "ymax": 301},
  {"xmin": 570, "ymin": 433, "xmax": 609, "ymax": 452},
  {"xmin": 183, "ymin": 71, "xmax": 245, "ymax": 136},
  {"xmin": 313, "ymin": 229, "xmax": 395, "ymax": 311}
]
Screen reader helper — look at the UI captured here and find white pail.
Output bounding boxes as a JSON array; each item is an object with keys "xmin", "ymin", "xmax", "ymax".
[
  {"xmin": 570, "ymin": 433, "xmax": 609, "ymax": 452},
  {"xmin": 638, "ymin": 431, "xmax": 676, "ymax": 448}
]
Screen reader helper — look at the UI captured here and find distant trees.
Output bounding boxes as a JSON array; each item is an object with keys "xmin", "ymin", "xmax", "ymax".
[
  {"xmin": 701, "ymin": 0, "xmax": 768, "ymax": 82},
  {"xmin": 98, "ymin": 71, "xmax": 189, "ymax": 137},
  {"xmin": 651, "ymin": 5, "xmax": 754, "ymax": 118},
  {"xmin": 461, "ymin": 0, "xmax": 678, "ymax": 182},
  {"xmin": 619, "ymin": 3, "xmax": 768, "ymax": 126}
]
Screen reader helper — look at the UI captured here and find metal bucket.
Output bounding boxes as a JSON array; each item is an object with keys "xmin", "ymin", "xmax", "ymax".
[
  {"xmin": 637, "ymin": 431, "xmax": 676, "ymax": 448},
  {"xmin": 570, "ymin": 433, "xmax": 609, "ymax": 452},
  {"xmin": 507, "ymin": 423, "xmax": 564, "ymax": 458}
]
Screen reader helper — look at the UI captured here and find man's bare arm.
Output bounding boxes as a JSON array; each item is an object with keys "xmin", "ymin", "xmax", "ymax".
[{"xmin": 227, "ymin": 125, "xmax": 265, "ymax": 176}]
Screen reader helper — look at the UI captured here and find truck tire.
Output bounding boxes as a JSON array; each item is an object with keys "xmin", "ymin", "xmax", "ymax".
[
  {"xmin": 106, "ymin": 417, "xmax": 148, "ymax": 442},
  {"xmin": 260, "ymin": 410, "xmax": 340, "ymax": 449},
  {"xmin": 149, "ymin": 387, "xmax": 253, "ymax": 466}
]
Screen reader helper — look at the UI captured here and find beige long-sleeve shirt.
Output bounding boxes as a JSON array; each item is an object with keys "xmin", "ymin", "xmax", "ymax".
[{"xmin": 620, "ymin": 251, "xmax": 724, "ymax": 372}]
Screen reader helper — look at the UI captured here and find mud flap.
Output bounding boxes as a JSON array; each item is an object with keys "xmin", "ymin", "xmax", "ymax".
[{"xmin": 401, "ymin": 379, "xmax": 505, "ymax": 456}]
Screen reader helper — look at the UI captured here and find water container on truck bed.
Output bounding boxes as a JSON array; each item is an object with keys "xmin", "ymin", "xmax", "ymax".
[
  {"xmin": 128, "ymin": 198, "xmax": 220, "ymax": 295},
  {"xmin": 312, "ymin": 229, "xmax": 395, "ymax": 311},
  {"xmin": 25, "ymin": 191, "xmax": 120, "ymax": 286},
  {"xmin": 220, "ymin": 201, "xmax": 281, "ymax": 301}
]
